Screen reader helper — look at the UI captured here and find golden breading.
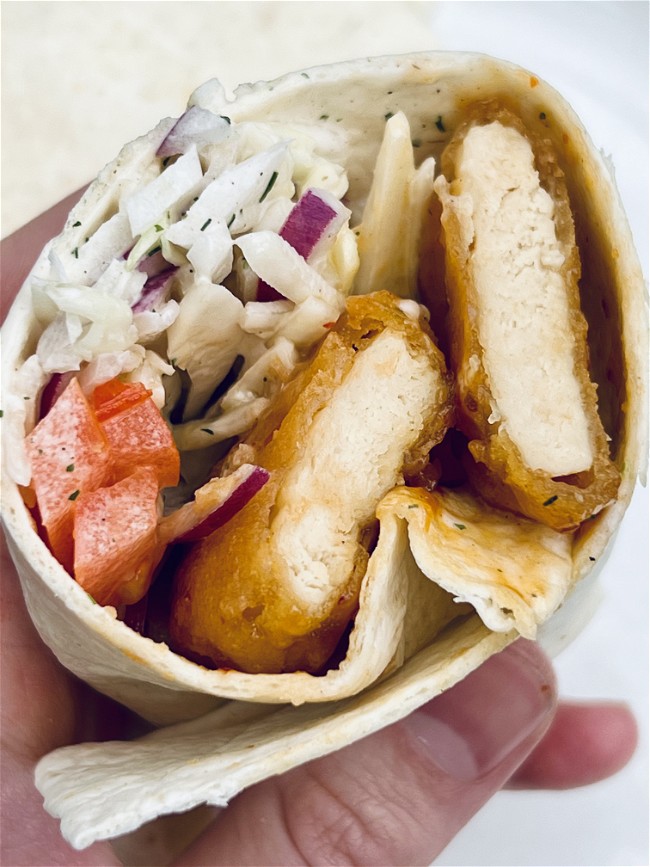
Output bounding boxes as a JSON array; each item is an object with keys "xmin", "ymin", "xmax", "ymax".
[
  {"xmin": 434, "ymin": 102, "xmax": 620, "ymax": 531},
  {"xmin": 170, "ymin": 292, "xmax": 453, "ymax": 673}
]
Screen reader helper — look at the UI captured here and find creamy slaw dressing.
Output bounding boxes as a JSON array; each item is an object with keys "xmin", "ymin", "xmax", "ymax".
[{"xmin": 8, "ymin": 110, "xmax": 431, "ymax": 493}]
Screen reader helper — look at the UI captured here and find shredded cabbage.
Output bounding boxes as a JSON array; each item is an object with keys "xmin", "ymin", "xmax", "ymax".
[
  {"xmin": 127, "ymin": 145, "xmax": 204, "ymax": 237},
  {"xmin": 235, "ymin": 231, "xmax": 343, "ymax": 310},
  {"xmin": 15, "ymin": 106, "xmax": 427, "ymax": 498},
  {"xmin": 2, "ymin": 356, "xmax": 47, "ymax": 486},
  {"xmin": 166, "ymin": 281, "xmax": 244, "ymax": 420}
]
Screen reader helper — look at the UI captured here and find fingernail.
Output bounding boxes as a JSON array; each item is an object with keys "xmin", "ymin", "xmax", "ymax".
[{"xmin": 403, "ymin": 640, "xmax": 556, "ymax": 781}]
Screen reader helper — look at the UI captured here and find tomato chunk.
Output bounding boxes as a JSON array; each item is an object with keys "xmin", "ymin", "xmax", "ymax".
[
  {"xmin": 93, "ymin": 381, "xmax": 180, "ymax": 489},
  {"xmin": 26, "ymin": 378, "xmax": 112, "ymax": 570},
  {"xmin": 73, "ymin": 467, "xmax": 162, "ymax": 606},
  {"xmin": 91, "ymin": 379, "xmax": 151, "ymax": 422},
  {"xmin": 28, "ymin": 375, "xmax": 180, "ymax": 599}
]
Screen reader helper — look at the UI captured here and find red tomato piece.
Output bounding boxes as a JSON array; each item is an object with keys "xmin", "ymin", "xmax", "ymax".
[
  {"xmin": 26, "ymin": 377, "xmax": 112, "ymax": 571},
  {"xmin": 91, "ymin": 380, "xmax": 152, "ymax": 422},
  {"xmin": 73, "ymin": 467, "xmax": 162, "ymax": 606},
  {"xmin": 98, "ymin": 395, "xmax": 180, "ymax": 490}
]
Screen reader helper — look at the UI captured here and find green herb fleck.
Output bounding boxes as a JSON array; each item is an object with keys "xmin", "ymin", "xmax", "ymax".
[
  {"xmin": 227, "ymin": 214, "xmax": 235, "ymax": 229},
  {"xmin": 0, "ymin": 410, "xmax": 3, "ymax": 418},
  {"xmin": 259, "ymin": 171, "xmax": 278, "ymax": 203},
  {"xmin": 86, "ymin": 592, "xmax": 97, "ymax": 605},
  {"xmin": 301, "ymin": 72, "xmax": 310, "ymax": 79},
  {"xmin": 154, "ymin": 224, "xmax": 164, "ymax": 232},
  {"xmin": 407, "ymin": 504, "xmax": 419, "ymax": 510},
  {"xmin": 148, "ymin": 245, "xmax": 162, "ymax": 256},
  {"xmin": 68, "ymin": 490, "xmax": 80, "ymax": 501},
  {"xmin": 384, "ymin": 111, "xmax": 394, "ymax": 121},
  {"xmin": 412, "ymin": 138, "xmax": 422, "ymax": 148},
  {"xmin": 72, "ymin": 220, "xmax": 82, "ymax": 227},
  {"xmin": 72, "ymin": 247, "xmax": 79, "ymax": 258},
  {"xmin": 435, "ymin": 115, "xmax": 445, "ymax": 132},
  {"xmin": 539, "ymin": 111, "xmax": 547, "ymax": 120},
  {"xmin": 66, "ymin": 464, "xmax": 75, "ymax": 472},
  {"xmin": 319, "ymin": 114, "xmax": 329, "ymax": 120},
  {"xmin": 200, "ymin": 218, "xmax": 212, "ymax": 232},
  {"xmin": 200, "ymin": 428, "xmax": 214, "ymax": 436},
  {"xmin": 454, "ymin": 523, "xmax": 466, "ymax": 530},
  {"xmin": 543, "ymin": 495, "xmax": 558, "ymax": 507}
]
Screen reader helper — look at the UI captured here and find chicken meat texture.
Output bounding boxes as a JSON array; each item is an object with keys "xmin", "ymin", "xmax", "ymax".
[
  {"xmin": 434, "ymin": 103, "xmax": 620, "ymax": 531},
  {"xmin": 170, "ymin": 292, "xmax": 453, "ymax": 673}
]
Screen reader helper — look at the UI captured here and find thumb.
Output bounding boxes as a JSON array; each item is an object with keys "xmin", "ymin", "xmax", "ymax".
[{"xmin": 178, "ymin": 640, "xmax": 556, "ymax": 866}]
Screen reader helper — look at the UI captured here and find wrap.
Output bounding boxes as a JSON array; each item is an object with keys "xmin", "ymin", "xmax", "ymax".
[{"xmin": 0, "ymin": 52, "xmax": 646, "ymax": 848}]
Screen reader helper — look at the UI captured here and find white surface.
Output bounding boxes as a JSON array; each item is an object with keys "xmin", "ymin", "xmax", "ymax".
[{"xmin": 2, "ymin": 2, "xmax": 648, "ymax": 865}]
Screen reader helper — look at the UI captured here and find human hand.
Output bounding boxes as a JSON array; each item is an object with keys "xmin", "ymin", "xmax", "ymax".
[{"xmin": 0, "ymin": 201, "xmax": 637, "ymax": 866}]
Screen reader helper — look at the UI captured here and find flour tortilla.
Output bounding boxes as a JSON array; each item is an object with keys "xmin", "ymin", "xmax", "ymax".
[{"xmin": 1, "ymin": 52, "xmax": 646, "ymax": 848}]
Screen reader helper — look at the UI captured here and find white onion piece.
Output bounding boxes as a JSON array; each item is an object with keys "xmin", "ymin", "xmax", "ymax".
[{"xmin": 157, "ymin": 106, "xmax": 231, "ymax": 158}]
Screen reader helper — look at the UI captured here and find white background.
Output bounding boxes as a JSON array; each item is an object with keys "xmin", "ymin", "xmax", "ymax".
[{"xmin": 2, "ymin": 3, "xmax": 648, "ymax": 865}]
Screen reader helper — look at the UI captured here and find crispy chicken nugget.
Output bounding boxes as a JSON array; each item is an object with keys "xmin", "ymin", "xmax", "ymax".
[
  {"xmin": 170, "ymin": 292, "xmax": 453, "ymax": 673},
  {"xmin": 434, "ymin": 103, "xmax": 620, "ymax": 531}
]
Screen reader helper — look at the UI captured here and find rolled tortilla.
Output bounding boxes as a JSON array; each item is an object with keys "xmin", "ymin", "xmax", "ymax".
[{"xmin": 0, "ymin": 52, "xmax": 646, "ymax": 848}]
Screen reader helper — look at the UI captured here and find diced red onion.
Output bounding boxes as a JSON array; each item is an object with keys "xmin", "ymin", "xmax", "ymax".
[
  {"xmin": 256, "ymin": 281, "xmax": 285, "ymax": 303},
  {"xmin": 38, "ymin": 372, "xmax": 75, "ymax": 420},
  {"xmin": 256, "ymin": 189, "xmax": 339, "ymax": 302},
  {"xmin": 157, "ymin": 107, "xmax": 231, "ymax": 158},
  {"xmin": 137, "ymin": 248, "xmax": 169, "ymax": 278},
  {"xmin": 132, "ymin": 268, "xmax": 177, "ymax": 313},
  {"xmin": 281, "ymin": 189, "xmax": 340, "ymax": 258},
  {"xmin": 176, "ymin": 466, "xmax": 270, "ymax": 543}
]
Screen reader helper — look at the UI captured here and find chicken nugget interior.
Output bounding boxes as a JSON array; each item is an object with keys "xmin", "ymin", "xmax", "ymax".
[
  {"xmin": 433, "ymin": 102, "xmax": 621, "ymax": 531},
  {"xmin": 170, "ymin": 292, "xmax": 452, "ymax": 674}
]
